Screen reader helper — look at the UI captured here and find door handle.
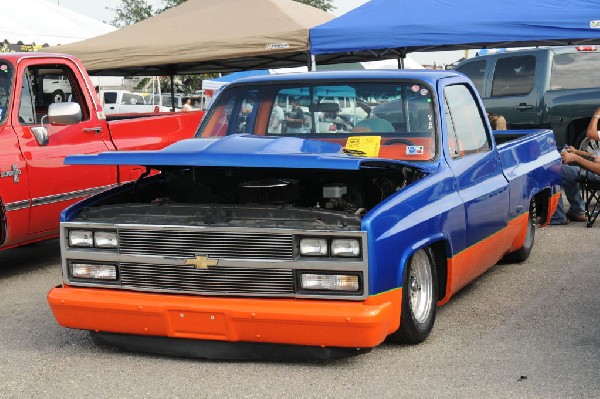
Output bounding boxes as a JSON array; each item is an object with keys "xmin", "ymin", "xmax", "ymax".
[
  {"xmin": 83, "ymin": 127, "xmax": 102, "ymax": 134},
  {"xmin": 514, "ymin": 103, "xmax": 533, "ymax": 111}
]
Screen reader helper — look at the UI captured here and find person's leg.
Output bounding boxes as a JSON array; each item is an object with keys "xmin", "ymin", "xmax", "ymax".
[
  {"xmin": 562, "ymin": 164, "xmax": 586, "ymax": 220},
  {"xmin": 550, "ymin": 164, "xmax": 585, "ymax": 224}
]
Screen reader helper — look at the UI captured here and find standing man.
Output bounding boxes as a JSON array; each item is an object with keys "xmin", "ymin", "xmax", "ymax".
[
  {"xmin": 285, "ymin": 97, "xmax": 304, "ymax": 133},
  {"xmin": 269, "ymin": 102, "xmax": 285, "ymax": 134}
]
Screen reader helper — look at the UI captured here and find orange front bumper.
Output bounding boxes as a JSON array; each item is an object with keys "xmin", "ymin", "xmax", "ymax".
[{"xmin": 48, "ymin": 286, "xmax": 401, "ymax": 348}]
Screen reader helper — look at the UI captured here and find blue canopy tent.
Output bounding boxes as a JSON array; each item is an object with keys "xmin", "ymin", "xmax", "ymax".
[{"xmin": 309, "ymin": 0, "xmax": 600, "ymax": 65}]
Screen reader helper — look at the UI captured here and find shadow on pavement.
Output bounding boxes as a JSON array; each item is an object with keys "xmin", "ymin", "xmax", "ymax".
[{"xmin": 0, "ymin": 238, "xmax": 60, "ymax": 277}]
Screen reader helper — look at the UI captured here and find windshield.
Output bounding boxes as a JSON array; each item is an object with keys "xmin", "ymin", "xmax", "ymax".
[
  {"xmin": 196, "ymin": 81, "xmax": 437, "ymax": 161},
  {"xmin": 0, "ymin": 60, "xmax": 13, "ymax": 125}
]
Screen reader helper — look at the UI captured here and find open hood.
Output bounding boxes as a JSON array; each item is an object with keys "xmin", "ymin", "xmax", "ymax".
[{"xmin": 66, "ymin": 135, "xmax": 436, "ymax": 173}]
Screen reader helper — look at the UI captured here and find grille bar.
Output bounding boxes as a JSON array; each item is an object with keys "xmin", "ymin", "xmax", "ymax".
[
  {"xmin": 118, "ymin": 229, "xmax": 294, "ymax": 260},
  {"xmin": 120, "ymin": 263, "xmax": 295, "ymax": 295}
]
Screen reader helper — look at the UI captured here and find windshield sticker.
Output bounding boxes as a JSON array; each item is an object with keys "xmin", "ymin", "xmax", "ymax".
[
  {"xmin": 0, "ymin": 65, "xmax": 7, "ymax": 72},
  {"xmin": 345, "ymin": 136, "xmax": 381, "ymax": 157},
  {"xmin": 406, "ymin": 146, "xmax": 424, "ymax": 155},
  {"xmin": 420, "ymin": 88, "xmax": 428, "ymax": 96},
  {"xmin": 411, "ymin": 85, "xmax": 420, "ymax": 92},
  {"xmin": 591, "ymin": 20, "xmax": 600, "ymax": 28}
]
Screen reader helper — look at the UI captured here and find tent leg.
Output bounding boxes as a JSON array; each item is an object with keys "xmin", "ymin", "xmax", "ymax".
[
  {"xmin": 307, "ymin": 52, "xmax": 316, "ymax": 72},
  {"xmin": 170, "ymin": 75, "xmax": 175, "ymax": 112}
]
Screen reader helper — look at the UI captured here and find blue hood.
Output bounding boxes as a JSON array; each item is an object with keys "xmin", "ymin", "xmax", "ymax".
[{"xmin": 66, "ymin": 135, "xmax": 434, "ymax": 172}]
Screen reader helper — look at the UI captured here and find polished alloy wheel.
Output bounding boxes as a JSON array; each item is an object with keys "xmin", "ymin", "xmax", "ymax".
[{"xmin": 408, "ymin": 249, "xmax": 433, "ymax": 324}]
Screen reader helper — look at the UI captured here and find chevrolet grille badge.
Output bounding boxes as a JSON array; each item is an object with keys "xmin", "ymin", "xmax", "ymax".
[{"xmin": 185, "ymin": 255, "xmax": 218, "ymax": 270}]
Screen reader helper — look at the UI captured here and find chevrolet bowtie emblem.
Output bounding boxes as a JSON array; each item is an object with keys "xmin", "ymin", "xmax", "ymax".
[{"xmin": 185, "ymin": 255, "xmax": 218, "ymax": 270}]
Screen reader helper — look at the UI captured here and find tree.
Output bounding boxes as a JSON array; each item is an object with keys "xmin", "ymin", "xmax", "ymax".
[
  {"xmin": 108, "ymin": 0, "xmax": 334, "ymax": 26},
  {"xmin": 294, "ymin": 0, "xmax": 335, "ymax": 12}
]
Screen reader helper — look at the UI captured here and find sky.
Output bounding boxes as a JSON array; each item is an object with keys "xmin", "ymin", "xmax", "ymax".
[{"xmin": 53, "ymin": 0, "xmax": 470, "ymax": 65}]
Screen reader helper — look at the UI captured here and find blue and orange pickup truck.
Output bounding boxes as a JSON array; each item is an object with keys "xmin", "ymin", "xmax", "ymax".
[{"xmin": 48, "ymin": 70, "xmax": 561, "ymax": 359}]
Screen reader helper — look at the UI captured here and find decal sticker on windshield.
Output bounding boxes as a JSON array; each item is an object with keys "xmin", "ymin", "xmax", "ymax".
[
  {"xmin": 411, "ymin": 85, "xmax": 420, "ymax": 92},
  {"xmin": 406, "ymin": 146, "xmax": 424, "ymax": 155},
  {"xmin": 420, "ymin": 88, "xmax": 428, "ymax": 96}
]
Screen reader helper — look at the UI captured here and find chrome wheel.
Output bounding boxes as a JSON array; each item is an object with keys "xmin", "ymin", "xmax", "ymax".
[
  {"xmin": 579, "ymin": 137, "xmax": 599, "ymax": 154},
  {"xmin": 408, "ymin": 249, "xmax": 434, "ymax": 324}
]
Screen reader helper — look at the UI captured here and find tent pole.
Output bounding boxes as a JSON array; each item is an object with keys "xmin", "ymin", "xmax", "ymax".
[
  {"xmin": 170, "ymin": 75, "xmax": 175, "ymax": 112},
  {"xmin": 307, "ymin": 52, "xmax": 316, "ymax": 72}
]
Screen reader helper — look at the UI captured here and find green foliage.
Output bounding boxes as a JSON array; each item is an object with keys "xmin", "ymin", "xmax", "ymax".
[
  {"xmin": 294, "ymin": 0, "xmax": 335, "ymax": 12},
  {"xmin": 107, "ymin": 0, "xmax": 153, "ymax": 28}
]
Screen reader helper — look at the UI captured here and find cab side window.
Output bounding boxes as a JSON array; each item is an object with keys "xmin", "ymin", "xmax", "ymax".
[
  {"xmin": 491, "ymin": 55, "xmax": 536, "ymax": 97},
  {"xmin": 19, "ymin": 64, "xmax": 89, "ymax": 125},
  {"xmin": 444, "ymin": 84, "xmax": 490, "ymax": 158}
]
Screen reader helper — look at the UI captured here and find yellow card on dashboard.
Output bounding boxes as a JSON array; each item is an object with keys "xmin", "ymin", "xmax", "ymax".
[{"xmin": 345, "ymin": 136, "xmax": 381, "ymax": 157}]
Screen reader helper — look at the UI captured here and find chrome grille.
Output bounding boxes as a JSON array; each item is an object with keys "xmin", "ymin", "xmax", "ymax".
[
  {"xmin": 120, "ymin": 263, "xmax": 294, "ymax": 295},
  {"xmin": 118, "ymin": 229, "xmax": 293, "ymax": 260}
]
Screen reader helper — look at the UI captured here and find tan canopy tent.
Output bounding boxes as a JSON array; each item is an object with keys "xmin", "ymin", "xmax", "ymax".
[{"xmin": 41, "ymin": 0, "xmax": 333, "ymax": 76}]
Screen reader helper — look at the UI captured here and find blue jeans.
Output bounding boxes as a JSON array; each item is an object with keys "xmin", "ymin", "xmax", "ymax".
[{"xmin": 551, "ymin": 164, "xmax": 600, "ymax": 222}]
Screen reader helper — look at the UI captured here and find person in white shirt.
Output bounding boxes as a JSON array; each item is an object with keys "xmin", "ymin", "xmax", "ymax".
[
  {"xmin": 268, "ymin": 104, "xmax": 284, "ymax": 133},
  {"xmin": 182, "ymin": 97, "xmax": 193, "ymax": 112}
]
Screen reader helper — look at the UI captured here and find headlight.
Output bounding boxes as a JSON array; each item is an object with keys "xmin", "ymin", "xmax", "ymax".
[
  {"xmin": 94, "ymin": 231, "xmax": 118, "ymax": 249},
  {"xmin": 299, "ymin": 238, "xmax": 328, "ymax": 256},
  {"xmin": 331, "ymin": 238, "xmax": 361, "ymax": 257},
  {"xmin": 70, "ymin": 263, "xmax": 117, "ymax": 280},
  {"xmin": 300, "ymin": 273, "xmax": 360, "ymax": 291},
  {"xmin": 68, "ymin": 230, "xmax": 93, "ymax": 247}
]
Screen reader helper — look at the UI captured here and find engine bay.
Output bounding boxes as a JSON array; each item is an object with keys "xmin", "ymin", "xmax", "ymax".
[{"xmin": 76, "ymin": 165, "xmax": 425, "ymax": 229}]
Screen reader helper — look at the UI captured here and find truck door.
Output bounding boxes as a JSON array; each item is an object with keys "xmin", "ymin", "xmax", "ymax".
[
  {"xmin": 443, "ymin": 83, "xmax": 510, "ymax": 288},
  {"xmin": 481, "ymin": 54, "xmax": 540, "ymax": 129},
  {"xmin": 13, "ymin": 60, "xmax": 117, "ymax": 236}
]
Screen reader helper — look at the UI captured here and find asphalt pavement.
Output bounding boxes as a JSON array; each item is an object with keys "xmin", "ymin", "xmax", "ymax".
[{"xmin": 0, "ymin": 223, "xmax": 598, "ymax": 398}]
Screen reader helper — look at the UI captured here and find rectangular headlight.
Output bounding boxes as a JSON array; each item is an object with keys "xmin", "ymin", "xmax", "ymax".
[
  {"xmin": 300, "ymin": 273, "xmax": 359, "ymax": 291},
  {"xmin": 331, "ymin": 238, "xmax": 361, "ymax": 257},
  {"xmin": 299, "ymin": 238, "xmax": 328, "ymax": 256},
  {"xmin": 94, "ymin": 231, "xmax": 118, "ymax": 249},
  {"xmin": 68, "ymin": 230, "xmax": 93, "ymax": 247},
  {"xmin": 70, "ymin": 263, "xmax": 117, "ymax": 280}
]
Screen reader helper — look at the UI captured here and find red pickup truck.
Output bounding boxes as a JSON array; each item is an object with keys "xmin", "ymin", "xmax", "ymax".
[{"xmin": 0, "ymin": 53, "xmax": 203, "ymax": 250}]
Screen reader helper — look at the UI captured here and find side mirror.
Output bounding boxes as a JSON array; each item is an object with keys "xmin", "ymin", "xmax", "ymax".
[
  {"xmin": 48, "ymin": 102, "xmax": 82, "ymax": 125},
  {"xmin": 31, "ymin": 126, "xmax": 49, "ymax": 146}
]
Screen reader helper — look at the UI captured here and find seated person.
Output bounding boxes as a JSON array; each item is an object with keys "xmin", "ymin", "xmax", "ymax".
[
  {"xmin": 350, "ymin": 118, "xmax": 395, "ymax": 133},
  {"xmin": 550, "ymin": 107, "xmax": 600, "ymax": 224}
]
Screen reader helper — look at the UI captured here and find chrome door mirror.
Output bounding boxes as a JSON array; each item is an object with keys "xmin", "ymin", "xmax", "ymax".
[
  {"xmin": 48, "ymin": 102, "xmax": 82, "ymax": 125},
  {"xmin": 31, "ymin": 126, "xmax": 49, "ymax": 146}
]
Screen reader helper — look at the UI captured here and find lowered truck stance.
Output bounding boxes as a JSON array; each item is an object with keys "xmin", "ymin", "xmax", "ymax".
[
  {"xmin": 48, "ymin": 70, "xmax": 561, "ymax": 359},
  {"xmin": 0, "ymin": 53, "xmax": 203, "ymax": 250}
]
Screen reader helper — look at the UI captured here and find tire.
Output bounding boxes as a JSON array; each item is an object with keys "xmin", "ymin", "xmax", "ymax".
[
  {"xmin": 52, "ymin": 90, "xmax": 65, "ymax": 103},
  {"xmin": 388, "ymin": 247, "xmax": 437, "ymax": 344},
  {"xmin": 579, "ymin": 137, "xmax": 600, "ymax": 154},
  {"xmin": 503, "ymin": 201, "xmax": 536, "ymax": 263}
]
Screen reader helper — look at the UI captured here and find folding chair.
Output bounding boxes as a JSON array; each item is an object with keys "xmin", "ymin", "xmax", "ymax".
[{"xmin": 578, "ymin": 172, "xmax": 600, "ymax": 227}]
